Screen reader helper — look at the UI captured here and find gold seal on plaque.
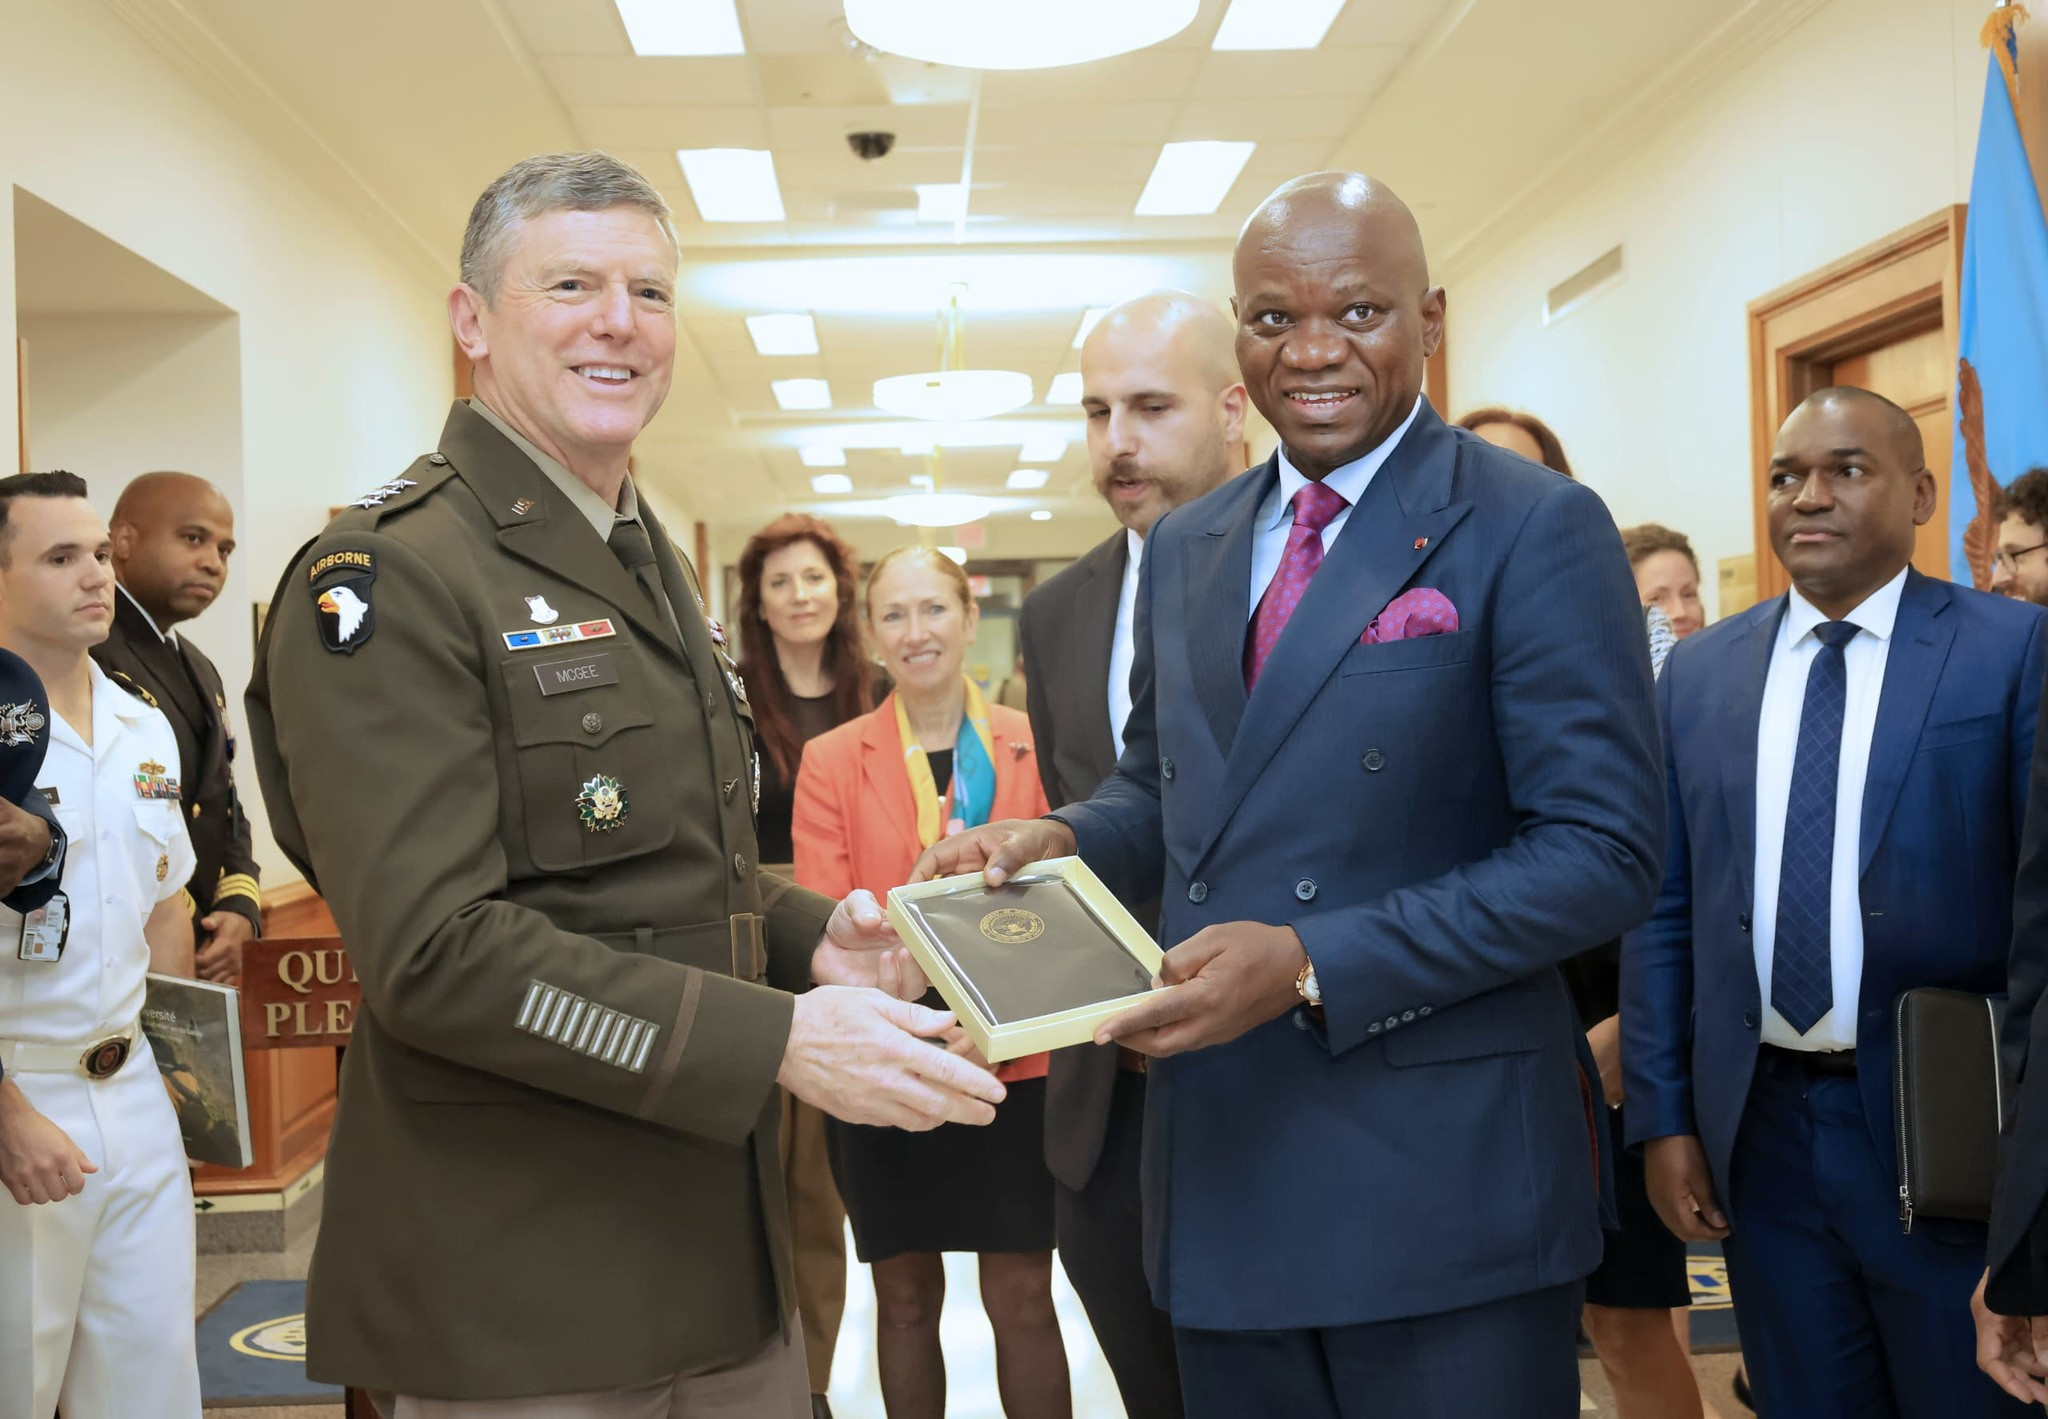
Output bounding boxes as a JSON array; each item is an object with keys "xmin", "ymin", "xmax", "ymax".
[{"xmin": 978, "ymin": 908, "xmax": 1045, "ymax": 944}]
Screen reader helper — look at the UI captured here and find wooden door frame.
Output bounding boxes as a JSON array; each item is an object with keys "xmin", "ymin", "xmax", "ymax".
[{"xmin": 1746, "ymin": 205, "xmax": 1965, "ymax": 602}]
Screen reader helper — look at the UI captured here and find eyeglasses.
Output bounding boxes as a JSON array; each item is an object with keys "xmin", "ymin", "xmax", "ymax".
[{"xmin": 1995, "ymin": 543, "xmax": 2048, "ymax": 574}]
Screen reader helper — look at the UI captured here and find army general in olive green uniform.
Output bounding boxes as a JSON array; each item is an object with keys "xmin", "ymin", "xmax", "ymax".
[{"xmin": 246, "ymin": 153, "xmax": 1003, "ymax": 1416}]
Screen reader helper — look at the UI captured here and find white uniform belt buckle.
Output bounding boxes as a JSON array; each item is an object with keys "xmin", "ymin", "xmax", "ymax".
[{"xmin": 82, "ymin": 1034, "xmax": 132, "ymax": 1079}]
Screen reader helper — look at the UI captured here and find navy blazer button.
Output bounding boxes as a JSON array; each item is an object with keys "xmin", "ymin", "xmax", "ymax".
[
  {"xmin": 1362, "ymin": 750, "xmax": 1386, "ymax": 772},
  {"xmin": 1187, "ymin": 881, "xmax": 1208, "ymax": 903},
  {"xmin": 1385, "ymin": 1016, "xmax": 1400, "ymax": 1029},
  {"xmin": 1739, "ymin": 913, "xmax": 1751, "ymax": 932},
  {"xmin": 1293, "ymin": 1009, "xmax": 1309, "ymax": 1030},
  {"xmin": 1295, "ymin": 879, "xmax": 1317, "ymax": 901},
  {"xmin": 1368, "ymin": 1021, "xmax": 1383, "ymax": 1034},
  {"xmin": 1742, "ymin": 1009, "xmax": 1758, "ymax": 1029},
  {"xmin": 1402, "ymin": 1010, "xmax": 1416, "ymax": 1023},
  {"xmin": 1161, "ymin": 758, "xmax": 1175, "ymax": 780},
  {"xmin": 1418, "ymin": 1005, "xmax": 1433, "ymax": 1016}
]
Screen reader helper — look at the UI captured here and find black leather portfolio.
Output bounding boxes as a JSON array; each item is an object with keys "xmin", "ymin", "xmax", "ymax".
[{"xmin": 1894, "ymin": 986, "xmax": 2008, "ymax": 1232}]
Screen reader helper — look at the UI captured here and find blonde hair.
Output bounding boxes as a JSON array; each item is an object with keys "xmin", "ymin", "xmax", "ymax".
[{"xmin": 864, "ymin": 545, "xmax": 974, "ymax": 617}]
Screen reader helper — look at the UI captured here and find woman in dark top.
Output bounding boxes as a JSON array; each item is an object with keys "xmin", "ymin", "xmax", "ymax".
[
  {"xmin": 734, "ymin": 512, "xmax": 873, "ymax": 1417},
  {"xmin": 1458, "ymin": 408, "xmax": 1726, "ymax": 1419}
]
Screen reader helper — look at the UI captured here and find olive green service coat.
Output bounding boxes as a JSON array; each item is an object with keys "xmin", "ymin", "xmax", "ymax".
[{"xmin": 247, "ymin": 400, "xmax": 833, "ymax": 1398}]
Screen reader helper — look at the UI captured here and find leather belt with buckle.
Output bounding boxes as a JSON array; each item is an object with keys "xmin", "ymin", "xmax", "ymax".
[{"xmin": 82, "ymin": 1034, "xmax": 133, "ymax": 1079}]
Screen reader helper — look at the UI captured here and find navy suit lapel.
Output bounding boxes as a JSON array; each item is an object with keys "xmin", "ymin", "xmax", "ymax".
[
  {"xmin": 1198, "ymin": 409, "xmax": 1471, "ymax": 867},
  {"xmin": 1860, "ymin": 571, "xmax": 1954, "ymax": 875},
  {"xmin": 1182, "ymin": 463, "xmax": 1268, "ymax": 758},
  {"xmin": 1719, "ymin": 599, "xmax": 1783, "ymax": 910}
]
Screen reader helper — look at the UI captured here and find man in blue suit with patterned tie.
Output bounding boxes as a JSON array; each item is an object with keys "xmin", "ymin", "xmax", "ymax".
[
  {"xmin": 1623, "ymin": 387, "xmax": 2045, "ymax": 1417},
  {"xmin": 916, "ymin": 173, "xmax": 1666, "ymax": 1418}
]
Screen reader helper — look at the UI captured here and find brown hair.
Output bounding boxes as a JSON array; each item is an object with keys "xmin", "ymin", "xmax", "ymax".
[
  {"xmin": 864, "ymin": 544, "xmax": 975, "ymax": 617},
  {"xmin": 735, "ymin": 515, "xmax": 873, "ymax": 781},
  {"xmin": 1457, "ymin": 407, "xmax": 1575, "ymax": 480},
  {"xmin": 1995, "ymin": 467, "xmax": 2048, "ymax": 531},
  {"xmin": 1620, "ymin": 523, "xmax": 1700, "ymax": 577}
]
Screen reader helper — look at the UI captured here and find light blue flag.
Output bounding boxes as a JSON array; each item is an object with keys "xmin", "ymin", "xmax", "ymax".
[{"xmin": 1952, "ymin": 7, "xmax": 2048, "ymax": 586}]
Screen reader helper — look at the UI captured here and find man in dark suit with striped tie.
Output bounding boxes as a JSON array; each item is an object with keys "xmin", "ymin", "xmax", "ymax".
[
  {"xmin": 1017, "ymin": 291, "xmax": 1244, "ymax": 1418},
  {"xmin": 1625, "ymin": 387, "xmax": 2044, "ymax": 1416}
]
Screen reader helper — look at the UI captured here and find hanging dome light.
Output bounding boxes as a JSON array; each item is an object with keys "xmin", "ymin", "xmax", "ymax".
[
  {"xmin": 844, "ymin": 0, "xmax": 1197, "ymax": 71},
  {"xmin": 874, "ymin": 369, "xmax": 1033, "ymax": 422},
  {"xmin": 881, "ymin": 492, "xmax": 998, "ymax": 527}
]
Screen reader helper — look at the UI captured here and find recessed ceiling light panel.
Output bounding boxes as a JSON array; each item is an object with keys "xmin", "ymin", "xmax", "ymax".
[
  {"xmin": 845, "ymin": 0, "xmax": 1198, "ymax": 70},
  {"xmin": 1211, "ymin": 0, "xmax": 1344, "ymax": 51},
  {"xmin": 874, "ymin": 370, "xmax": 1034, "ymax": 422},
  {"xmin": 1006, "ymin": 469, "xmax": 1050, "ymax": 489},
  {"xmin": 614, "ymin": 0, "xmax": 745, "ymax": 55},
  {"xmin": 747, "ymin": 313, "xmax": 819, "ymax": 355},
  {"xmin": 799, "ymin": 444, "xmax": 846, "ymax": 467},
  {"xmin": 676, "ymin": 148, "xmax": 786, "ymax": 222},
  {"xmin": 1134, "ymin": 141, "xmax": 1256, "ymax": 216},
  {"xmin": 772, "ymin": 378, "xmax": 833, "ymax": 410},
  {"xmin": 810, "ymin": 472, "xmax": 854, "ymax": 494},
  {"xmin": 1046, "ymin": 372, "xmax": 1084, "ymax": 405}
]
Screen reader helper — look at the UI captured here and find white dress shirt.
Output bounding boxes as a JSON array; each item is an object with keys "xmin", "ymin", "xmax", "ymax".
[
  {"xmin": 1108, "ymin": 529, "xmax": 1144, "ymax": 759},
  {"xmin": 1751, "ymin": 567, "xmax": 1907, "ymax": 1050},
  {"xmin": 1248, "ymin": 398, "xmax": 1423, "ymax": 618},
  {"xmin": 0, "ymin": 662, "xmax": 195, "ymax": 1046}
]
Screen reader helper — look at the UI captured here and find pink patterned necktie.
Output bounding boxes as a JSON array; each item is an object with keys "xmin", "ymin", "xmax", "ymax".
[{"xmin": 1244, "ymin": 480, "xmax": 1351, "ymax": 689}]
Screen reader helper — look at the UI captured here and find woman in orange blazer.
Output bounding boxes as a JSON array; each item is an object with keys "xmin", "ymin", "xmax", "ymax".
[{"xmin": 794, "ymin": 545, "xmax": 1070, "ymax": 1419}]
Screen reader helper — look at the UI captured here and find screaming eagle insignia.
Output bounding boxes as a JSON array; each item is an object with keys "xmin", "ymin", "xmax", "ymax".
[
  {"xmin": 575, "ymin": 773, "xmax": 628, "ymax": 832},
  {"xmin": 0, "ymin": 701, "xmax": 47, "ymax": 747}
]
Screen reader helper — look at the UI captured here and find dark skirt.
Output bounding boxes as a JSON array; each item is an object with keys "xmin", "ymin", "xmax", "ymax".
[
  {"xmin": 826, "ymin": 1076, "xmax": 1055, "ymax": 1263},
  {"xmin": 1587, "ymin": 1104, "xmax": 1694, "ymax": 1310}
]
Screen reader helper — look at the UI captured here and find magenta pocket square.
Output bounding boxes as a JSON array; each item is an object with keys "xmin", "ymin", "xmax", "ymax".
[{"xmin": 1363, "ymin": 588, "xmax": 1459, "ymax": 644}]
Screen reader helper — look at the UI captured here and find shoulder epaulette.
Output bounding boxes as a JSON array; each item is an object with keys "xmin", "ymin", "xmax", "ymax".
[
  {"xmin": 326, "ymin": 454, "xmax": 457, "ymax": 532},
  {"xmin": 107, "ymin": 669, "xmax": 158, "ymax": 709}
]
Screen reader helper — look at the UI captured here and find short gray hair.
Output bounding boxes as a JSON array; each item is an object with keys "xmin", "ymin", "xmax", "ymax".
[{"xmin": 459, "ymin": 151, "xmax": 679, "ymax": 302}]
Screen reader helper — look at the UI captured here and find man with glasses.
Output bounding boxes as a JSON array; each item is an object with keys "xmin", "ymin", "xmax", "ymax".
[{"xmin": 1990, "ymin": 468, "xmax": 2048, "ymax": 606}]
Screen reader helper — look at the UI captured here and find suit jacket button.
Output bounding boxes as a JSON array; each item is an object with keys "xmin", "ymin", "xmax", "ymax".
[
  {"xmin": 1362, "ymin": 750, "xmax": 1386, "ymax": 772},
  {"xmin": 1161, "ymin": 758, "xmax": 1176, "ymax": 781},
  {"xmin": 1293, "ymin": 1009, "xmax": 1310, "ymax": 1030},
  {"xmin": 1187, "ymin": 881, "xmax": 1208, "ymax": 904},
  {"xmin": 1402, "ymin": 1010, "xmax": 1416, "ymax": 1023},
  {"xmin": 1295, "ymin": 879, "xmax": 1317, "ymax": 901},
  {"xmin": 734, "ymin": 853, "xmax": 748, "ymax": 878},
  {"xmin": 1418, "ymin": 1005, "xmax": 1432, "ymax": 1016},
  {"xmin": 1739, "ymin": 912, "xmax": 1751, "ymax": 932},
  {"xmin": 1385, "ymin": 1016, "xmax": 1400, "ymax": 1030},
  {"xmin": 1742, "ymin": 1009, "xmax": 1758, "ymax": 1029},
  {"xmin": 581, "ymin": 712, "xmax": 603, "ymax": 734},
  {"xmin": 1368, "ymin": 1021, "xmax": 1383, "ymax": 1035}
]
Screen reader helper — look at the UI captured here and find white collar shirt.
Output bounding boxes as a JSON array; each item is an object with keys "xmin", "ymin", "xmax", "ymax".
[
  {"xmin": 1752, "ymin": 567, "xmax": 1908, "ymax": 1051},
  {"xmin": 0, "ymin": 661, "xmax": 195, "ymax": 1046},
  {"xmin": 1249, "ymin": 396, "xmax": 1423, "ymax": 617},
  {"xmin": 1108, "ymin": 529, "xmax": 1144, "ymax": 760}
]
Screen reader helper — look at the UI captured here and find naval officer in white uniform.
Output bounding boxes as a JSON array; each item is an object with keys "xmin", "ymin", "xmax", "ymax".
[{"xmin": 0, "ymin": 471, "xmax": 200, "ymax": 1418}]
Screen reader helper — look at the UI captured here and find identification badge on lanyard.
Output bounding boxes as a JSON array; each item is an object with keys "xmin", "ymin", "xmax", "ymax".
[{"xmin": 18, "ymin": 891, "xmax": 70, "ymax": 963}]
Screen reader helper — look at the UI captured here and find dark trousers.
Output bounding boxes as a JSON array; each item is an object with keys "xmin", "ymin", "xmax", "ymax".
[
  {"xmin": 1172, "ymin": 1281, "xmax": 1583, "ymax": 1419},
  {"xmin": 1053, "ymin": 1070, "xmax": 1183, "ymax": 1419},
  {"xmin": 1722, "ymin": 1052, "xmax": 2032, "ymax": 1419}
]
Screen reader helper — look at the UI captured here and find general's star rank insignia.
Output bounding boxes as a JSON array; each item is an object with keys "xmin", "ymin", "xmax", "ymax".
[
  {"xmin": 0, "ymin": 701, "xmax": 47, "ymax": 747},
  {"xmin": 575, "ymin": 773, "xmax": 628, "ymax": 832}
]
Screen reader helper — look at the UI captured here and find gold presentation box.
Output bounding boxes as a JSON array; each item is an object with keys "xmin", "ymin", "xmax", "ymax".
[{"xmin": 886, "ymin": 856, "xmax": 1164, "ymax": 1063}]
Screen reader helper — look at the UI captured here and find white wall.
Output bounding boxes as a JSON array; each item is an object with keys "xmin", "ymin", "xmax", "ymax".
[
  {"xmin": 2, "ymin": 0, "xmax": 454, "ymax": 883},
  {"xmin": 1443, "ymin": 0, "xmax": 1995, "ymax": 619}
]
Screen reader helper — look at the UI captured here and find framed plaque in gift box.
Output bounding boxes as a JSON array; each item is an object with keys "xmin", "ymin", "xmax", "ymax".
[{"xmin": 886, "ymin": 856, "xmax": 1162, "ymax": 1063}]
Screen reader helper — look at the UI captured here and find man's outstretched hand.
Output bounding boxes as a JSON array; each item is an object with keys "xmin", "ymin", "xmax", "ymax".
[
  {"xmin": 813, "ymin": 889, "xmax": 926, "ymax": 1000},
  {"xmin": 1097, "ymin": 921, "xmax": 1309, "ymax": 1058},
  {"xmin": 910, "ymin": 819, "xmax": 1077, "ymax": 887},
  {"xmin": 778, "ymin": 987, "xmax": 1005, "ymax": 1130}
]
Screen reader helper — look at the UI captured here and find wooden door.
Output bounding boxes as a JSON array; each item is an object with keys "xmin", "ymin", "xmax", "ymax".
[
  {"xmin": 1832, "ymin": 323, "xmax": 1952, "ymax": 580},
  {"xmin": 1747, "ymin": 208, "xmax": 1965, "ymax": 602}
]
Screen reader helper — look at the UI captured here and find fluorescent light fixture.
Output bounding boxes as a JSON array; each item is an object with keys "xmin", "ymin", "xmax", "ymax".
[
  {"xmin": 1134, "ymin": 141, "xmax": 1256, "ymax": 217},
  {"xmin": 772, "ymin": 379, "xmax": 832, "ymax": 410},
  {"xmin": 874, "ymin": 370, "xmax": 1034, "ymax": 422},
  {"xmin": 1019, "ymin": 434, "xmax": 1066, "ymax": 462},
  {"xmin": 916, "ymin": 184, "xmax": 969, "ymax": 223},
  {"xmin": 677, "ymin": 148, "xmax": 786, "ymax": 222},
  {"xmin": 1006, "ymin": 469, "xmax": 1050, "ymax": 489},
  {"xmin": 810, "ymin": 473, "xmax": 854, "ymax": 494},
  {"xmin": 683, "ymin": 252, "xmax": 1216, "ymax": 317},
  {"xmin": 1072, "ymin": 308, "xmax": 1109, "ymax": 348},
  {"xmin": 1031, "ymin": 510, "xmax": 1054, "ymax": 522},
  {"xmin": 938, "ymin": 546, "xmax": 969, "ymax": 565},
  {"xmin": 614, "ymin": 0, "xmax": 745, "ymax": 55},
  {"xmin": 1211, "ymin": 0, "xmax": 1344, "ymax": 50},
  {"xmin": 882, "ymin": 493, "xmax": 998, "ymax": 528},
  {"xmin": 1047, "ymin": 372, "xmax": 1084, "ymax": 405},
  {"xmin": 798, "ymin": 444, "xmax": 846, "ymax": 467},
  {"xmin": 746, "ymin": 314, "xmax": 819, "ymax": 356},
  {"xmin": 845, "ymin": 0, "xmax": 1197, "ymax": 70},
  {"xmin": 769, "ymin": 419, "xmax": 1083, "ymax": 452}
]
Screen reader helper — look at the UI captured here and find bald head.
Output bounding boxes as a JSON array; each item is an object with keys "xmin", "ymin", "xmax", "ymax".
[
  {"xmin": 109, "ymin": 471, "xmax": 235, "ymax": 629},
  {"xmin": 1232, "ymin": 172, "xmax": 1442, "ymax": 479},
  {"xmin": 1080, "ymin": 290, "xmax": 1248, "ymax": 535}
]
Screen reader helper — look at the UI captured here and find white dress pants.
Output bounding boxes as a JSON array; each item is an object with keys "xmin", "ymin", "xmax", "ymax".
[{"xmin": 0, "ymin": 1040, "xmax": 199, "ymax": 1419}]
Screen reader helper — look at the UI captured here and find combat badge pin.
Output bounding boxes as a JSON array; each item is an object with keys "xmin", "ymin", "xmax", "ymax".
[
  {"xmin": 156, "ymin": 855, "xmax": 169, "ymax": 883},
  {"xmin": 525, "ymin": 595, "xmax": 560, "ymax": 625},
  {"xmin": 575, "ymin": 773, "xmax": 628, "ymax": 832},
  {"xmin": 0, "ymin": 701, "xmax": 47, "ymax": 747}
]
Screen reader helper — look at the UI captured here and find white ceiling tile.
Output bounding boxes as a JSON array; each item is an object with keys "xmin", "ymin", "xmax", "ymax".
[
  {"xmin": 542, "ymin": 54, "xmax": 761, "ymax": 107},
  {"xmin": 574, "ymin": 107, "xmax": 773, "ymax": 149},
  {"xmin": 501, "ymin": 0, "xmax": 631, "ymax": 56},
  {"xmin": 977, "ymin": 101, "xmax": 1180, "ymax": 148},
  {"xmin": 1192, "ymin": 45, "xmax": 1407, "ymax": 99},
  {"xmin": 975, "ymin": 48, "xmax": 1204, "ymax": 105}
]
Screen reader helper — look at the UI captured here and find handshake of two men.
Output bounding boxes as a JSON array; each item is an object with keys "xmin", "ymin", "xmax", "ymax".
[{"xmin": 800, "ymin": 815, "xmax": 1318, "ymax": 1134}]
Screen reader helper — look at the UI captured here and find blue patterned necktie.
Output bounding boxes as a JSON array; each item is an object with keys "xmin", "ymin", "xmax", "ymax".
[{"xmin": 1772, "ymin": 619, "xmax": 1860, "ymax": 1034}]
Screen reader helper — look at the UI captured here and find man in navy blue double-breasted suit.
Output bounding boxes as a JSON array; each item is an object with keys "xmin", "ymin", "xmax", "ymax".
[
  {"xmin": 1623, "ymin": 386, "xmax": 2044, "ymax": 1417},
  {"xmin": 916, "ymin": 173, "xmax": 1666, "ymax": 1418}
]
